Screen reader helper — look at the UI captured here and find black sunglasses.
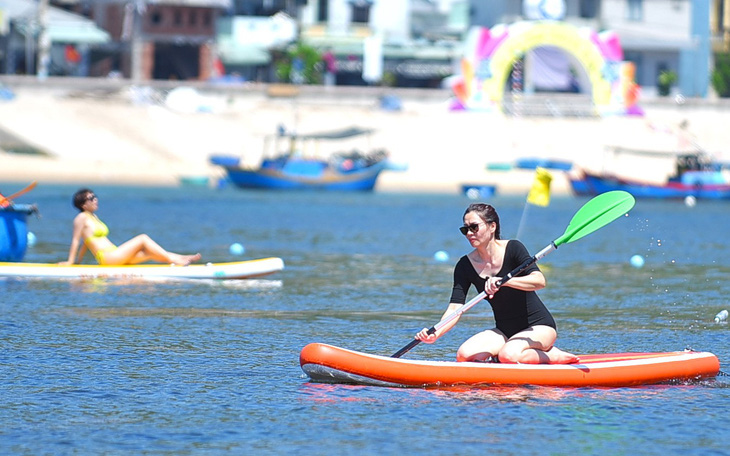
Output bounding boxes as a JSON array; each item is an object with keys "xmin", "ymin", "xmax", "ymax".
[
  {"xmin": 459, "ymin": 223, "xmax": 483, "ymax": 235},
  {"xmin": 86, "ymin": 194, "xmax": 97, "ymax": 202}
]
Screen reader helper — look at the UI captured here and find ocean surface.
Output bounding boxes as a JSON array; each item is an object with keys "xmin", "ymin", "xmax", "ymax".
[{"xmin": 2, "ymin": 184, "xmax": 729, "ymax": 455}]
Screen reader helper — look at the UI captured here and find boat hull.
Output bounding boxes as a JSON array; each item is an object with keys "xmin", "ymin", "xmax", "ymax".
[
  {"xmin": 300, "ymin": 343, "xmax": 720, "ymax": 388},
  {"xmin": 222, "ymin": 164, "xmax": 386, "ymax": 191},
  {"xmin": 0, "ymin": 257, "xmax": 284, "ymax": 280},
  {"xmin": 571, "ymin": 172, "xmax": 730, "ymax": 199}
]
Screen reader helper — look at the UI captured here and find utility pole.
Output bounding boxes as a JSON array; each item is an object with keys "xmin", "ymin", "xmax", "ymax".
[
  {"xmin": 130, "ymin": 0, "xmax": 146, "ymax": 82},
  {"xmin": 36, "ymin": 0, "xmax": 50, "ymax": 80}
]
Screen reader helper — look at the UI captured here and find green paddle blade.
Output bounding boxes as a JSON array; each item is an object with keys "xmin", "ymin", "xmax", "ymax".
[{"xmin": 554, "ymin": 191, "xmax": 636, "ymax": 247}]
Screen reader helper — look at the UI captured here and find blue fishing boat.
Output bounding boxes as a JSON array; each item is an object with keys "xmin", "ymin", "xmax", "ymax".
[
  {"xmin": 0, "ymin": 204, "xmax": 38, "ymax": 262},
  {"xmin": 570, "ymin": 151, "xmax": 730, "ymax": 199},
  {"xmin": 570, "ymin": 170, "xmax": 730, "ymax": 199},
  {"xmin": 210, "ymin": 127, "xmax": 391, "ymax": 191}
]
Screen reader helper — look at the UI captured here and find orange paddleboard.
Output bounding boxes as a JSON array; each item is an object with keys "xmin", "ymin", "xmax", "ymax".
[{"xmin": 300, "ymin": 343, "xmax": 720, "ymax": 388}]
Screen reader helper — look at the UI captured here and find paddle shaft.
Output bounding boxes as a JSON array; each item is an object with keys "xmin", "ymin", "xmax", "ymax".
[
  {"xmin": 0, "ymin": 181, "xmax": 37, "ymax": 206},
  {"xmin": 391, "ymin": 243, "xmax": 557, "ymax": 358}
]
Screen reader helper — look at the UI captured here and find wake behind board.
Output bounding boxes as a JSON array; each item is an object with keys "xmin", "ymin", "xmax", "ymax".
[
  {"xmin": 0, "ymin": 257, "xmax": 284, "ymax": 280},
  {"xmin": 300, "ymin": 343, "xmax": 720, "ymax": 388}
]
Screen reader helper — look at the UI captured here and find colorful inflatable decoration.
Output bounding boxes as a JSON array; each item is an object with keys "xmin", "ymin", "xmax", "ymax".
[{"xmin": 450, "ymin": 21, "xmax": 641, "ymax": 116}]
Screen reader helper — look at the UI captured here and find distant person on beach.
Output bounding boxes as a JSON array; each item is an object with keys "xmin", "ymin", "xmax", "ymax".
[
  {"xmin": 322, "ymin": 48, "xmax": 336, "ymax": 86},
  {"xmin": 59, "ymin": 188, "xmax": 201, "ymax": 266},
  {"xmin": 415, "ymin": 203, "xmax": 578, "ymax": 364}
]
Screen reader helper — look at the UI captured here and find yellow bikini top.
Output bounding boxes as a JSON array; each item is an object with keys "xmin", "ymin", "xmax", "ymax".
[{"xmin": 86, "ymin": 213, "xmax": 109, "ymax": 239}]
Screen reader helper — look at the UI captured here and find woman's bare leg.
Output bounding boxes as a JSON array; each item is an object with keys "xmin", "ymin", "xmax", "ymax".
[
  {"xmin": 456, "ymin": 329, "xmax": 508, "ymax": 362},
  {"xmin": 103, "ymin": 234, "xmax": 200, "ymax": 265},
  {"xmin": 497, "ymin": 326, "xmax": 579, "ymax": 364}
]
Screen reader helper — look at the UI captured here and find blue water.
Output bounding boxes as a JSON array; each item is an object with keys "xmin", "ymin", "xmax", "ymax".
[{"xmin": 1, "ymin": 185, "xmax": 729, "ymax": 455}]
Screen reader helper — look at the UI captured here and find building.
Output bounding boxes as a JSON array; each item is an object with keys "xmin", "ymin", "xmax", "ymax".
[
  {"xmin": 218, "ymin": 0, "xmax": 466, "ymax": 87},
  {"xmin": 711, "ymin": 0, "xmax": 730, "ymax": 52},
  {"xmin": 83, "ymin": 0, "xmax": 231, "ymax": 81},
  {"xmin": 0, "ymin": 0, "xmax": 110, "ymax": 76},
  {"xmin": 1, "ymin": 0, "xmax": 232, "ymax": 80},
  {"xmin": 299, "ymin": 0, "xmax": 466, "ymax": 87}
]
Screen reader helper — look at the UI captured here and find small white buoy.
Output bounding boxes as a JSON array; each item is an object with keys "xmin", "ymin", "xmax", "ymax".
[
  {"xmin": 714, "ymin": 309, "xmax": 728, "ymax": 323},
  {"xmin": 630, "ymin": 254, "xmax": 645, "ymax": 268},
  {"xmin": 26, "ymin": 231, "xmax": 37, "ymax": 247},
  {"xmin": 434, "ymin": 250, "xmax": 449, "ymax": 262},
  {"xmin": 229, "ymin": 242, "xmax": 245, "ymax": 256},
  {"xmin": 684, "ymin": 195, "xmax": 696, "ymax": 207}
]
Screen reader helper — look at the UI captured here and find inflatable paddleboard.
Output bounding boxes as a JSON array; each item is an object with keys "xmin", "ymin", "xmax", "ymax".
[
  {"xmin": 300, "ymin": 343, "xmax": 720, "ymax": 388},
  {"xmin": 0, "ymin": 257, "xmax": 284, "ymax": 280}
]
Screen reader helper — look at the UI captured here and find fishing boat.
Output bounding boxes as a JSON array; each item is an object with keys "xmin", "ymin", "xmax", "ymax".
[
  {"xmin": 300, "ymin": 343, "xmax": 720, "ymax": 388},
  {"xmin": 570, "ymin": 169, "xmax": 730, "ymax": 199},
  {"xmin": 0, "ymin": 257, "xmax": 284, "ymax": 280},
  {"xmin": 0, "ymin": 203, "xmax": 38, "ymax": 262},
  {"xmin": 210, "ymin": 127, "xmax": 391, "ymax": 191},
  {"xmin": 570, "ymin": 148, "xmax": 730, "ymax": 199}
]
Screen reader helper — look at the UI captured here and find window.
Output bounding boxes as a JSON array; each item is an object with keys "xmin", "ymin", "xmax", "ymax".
[
  {"xmin": 318, "ymin": 0, "xmax": 328, "ymax": 22},
  {"xmin": 579, "ymin": 0, "xmax": 598, "ymax": 18},
  {"xmin": 627, "ymin": 0, "xmax": 642, "ymax": 21},
  {"xmin": 150, "ymin": 10, "xmax": 163, "ymax": 26},
  {"xmin": 349, "ymin": 0, "xmax": 372, "ymax": 23},
  {"xmin": 352, "ymin": 5, "xmax": 370, "ymax": 23}
]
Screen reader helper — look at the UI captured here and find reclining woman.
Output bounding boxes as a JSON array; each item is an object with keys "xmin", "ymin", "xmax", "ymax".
[{"xmin": 60, "ymin": 188, "xmax": 201, "ymax": 266}]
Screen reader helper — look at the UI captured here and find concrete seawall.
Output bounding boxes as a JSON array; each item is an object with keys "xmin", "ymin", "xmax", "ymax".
[{"xmin": 1, "ymin": 76, "xmax": 728, "ymax": 194}]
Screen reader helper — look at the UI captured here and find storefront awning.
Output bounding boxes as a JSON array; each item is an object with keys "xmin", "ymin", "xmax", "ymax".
[
  {"xmin": 1, "ymin": 0, "xmax": 110, "ymax": 44},
  {"xmin": 218, "ymin": 43, "xmax": 271, "ymax": 66},
  {"xmin": 46, "ymin": 23, "xmax": 110, "ymax": 44}
]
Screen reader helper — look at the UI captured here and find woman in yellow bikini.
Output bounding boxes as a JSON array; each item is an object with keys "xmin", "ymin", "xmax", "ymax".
[{"xmin": 60, "ymin": 188, "xmax": 201, "ymax": 266}]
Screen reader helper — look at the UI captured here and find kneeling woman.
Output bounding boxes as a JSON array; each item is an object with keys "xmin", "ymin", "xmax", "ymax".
[
  {"xmin": 60, "ymin": 188, "xmax": 201, "ymax": 266},
  {"xmin": 416, "ymin": 203, "xmax": 578, "ymax": 364}
]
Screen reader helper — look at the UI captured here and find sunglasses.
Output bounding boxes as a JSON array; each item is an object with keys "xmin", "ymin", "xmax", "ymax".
[
  {"xmin": 86, "ymin": 194, "xmax": 98, "ymax": 202},
  {"xmin": 459, "ymin": 222, "xmax": 483, "ymax": 235}
]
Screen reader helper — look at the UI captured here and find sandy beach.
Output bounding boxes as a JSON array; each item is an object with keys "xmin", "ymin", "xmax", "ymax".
[{"xmin": 1, "ymin": 77, "xmax": 729, "ymax": 195}]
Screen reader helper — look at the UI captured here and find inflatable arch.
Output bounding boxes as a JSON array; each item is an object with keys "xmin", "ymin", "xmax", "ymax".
[{"xmin": 451, "ymin": 21, "xmax": 640, "ymax": 115}]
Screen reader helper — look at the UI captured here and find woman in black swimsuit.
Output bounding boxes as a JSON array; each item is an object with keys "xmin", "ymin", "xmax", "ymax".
[{"xmin": 416, "ymin": 203, "xmax": 578, "ymax": 364}]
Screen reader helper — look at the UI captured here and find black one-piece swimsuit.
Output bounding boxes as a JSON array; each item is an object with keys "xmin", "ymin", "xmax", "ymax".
[{"xmin": 449, "ymin": 240, "xmax": 557, "ymax": 338}]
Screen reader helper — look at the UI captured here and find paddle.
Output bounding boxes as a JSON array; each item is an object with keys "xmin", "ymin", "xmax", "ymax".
[
  {"xmin": 391, "ymin": 190, "xmax": 636, "ymax": 358},
  {"xmin": 0, "ymin": 181, "xmax": 38, "ymax": 207}
]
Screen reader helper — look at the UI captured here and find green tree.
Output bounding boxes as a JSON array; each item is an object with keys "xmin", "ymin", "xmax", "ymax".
[
  {"xmin": 711, "ymin": 53, "xmax": 730, "ymax": 98},
  {"xmin": 275, "ymin": 43, "xmax": 323, "ymax": 85},
  {"xmin": 657, "ymin": 70, "xmax": 677, "ymax": 96}
]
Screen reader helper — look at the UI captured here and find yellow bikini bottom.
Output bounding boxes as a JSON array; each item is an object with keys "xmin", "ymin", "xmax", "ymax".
[{"xmin": 93, "ymin": 246, "xmax": 117, "ymax": 265}]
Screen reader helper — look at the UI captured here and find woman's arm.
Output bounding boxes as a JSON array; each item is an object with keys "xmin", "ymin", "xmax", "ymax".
[
  {"xmin": 416, "ymin": 302, "xmax": 464, "ymax": 343},
  {"xmin": 59, "ymin": 215, "xmax": 86, "ymax": 265},
  {"xmin": 485, "ymin": 270, "xmax": 545, "ymax": 298}
]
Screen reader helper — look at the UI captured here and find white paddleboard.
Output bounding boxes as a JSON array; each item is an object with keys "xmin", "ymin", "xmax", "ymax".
[{"xmin": 0, "ymin": 257, "xmax": 284, "ymax": 280}]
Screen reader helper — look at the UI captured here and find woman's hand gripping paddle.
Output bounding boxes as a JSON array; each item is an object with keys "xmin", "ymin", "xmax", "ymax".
[{"xmin": 391, "ymin": 190, "xmax": 636, "ymax": 359}]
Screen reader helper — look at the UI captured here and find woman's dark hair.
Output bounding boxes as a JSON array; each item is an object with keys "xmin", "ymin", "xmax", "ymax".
[
  {"xmin": 72, "ymin": 188, "xmax": 94, "ymax": 211},
  {"xmin": 464, "ymin": 203, "xmax": 501, "ymax": 240}
]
